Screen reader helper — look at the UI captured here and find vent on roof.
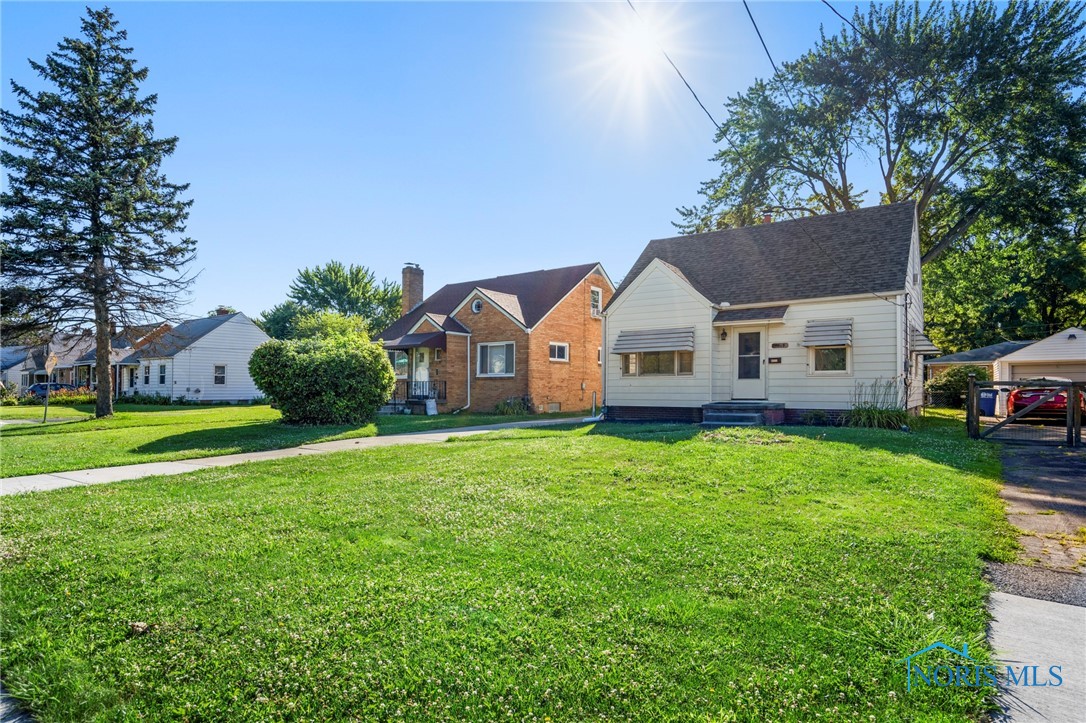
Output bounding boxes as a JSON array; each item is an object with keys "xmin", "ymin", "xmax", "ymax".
[
  {"xmin": 611, "ymin": 327, "xmax": 695, "ymax": 354},
  {"xmin": 801, "ymin": 319, "xmax": 853, "ymax": 347}
]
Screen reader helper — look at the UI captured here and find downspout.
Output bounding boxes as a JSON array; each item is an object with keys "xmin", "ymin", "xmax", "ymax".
[{"xmin": 707, "ymin": 308, "xmax": 714, "ymax": 403}]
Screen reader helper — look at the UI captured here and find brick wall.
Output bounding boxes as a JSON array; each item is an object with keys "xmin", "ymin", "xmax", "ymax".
[
  {"xmin": 527, "ymin": 273, "xmax": 611, "ymax": 413},
  {"xmin": 451, "ymin": 294, "xmax": 530, "ymax": 411}
]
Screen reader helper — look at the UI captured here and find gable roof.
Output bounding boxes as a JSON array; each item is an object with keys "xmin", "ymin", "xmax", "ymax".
[
  {"xmin": 379, "ymin": 262, "xmax": 604, "ymax": 340},
  {"xmin": 1, "ymin": 346, "xmax": 30, "ymax": 371},
  {"xmin": 998, "ymin": 327, "xmax": 1086, "ymax": 363},
  {"xmin": 609, "ymin": 202, "xmax": 916, "ymax": 309},
  {"xmin": 136, "ymin": 313, "xmax": 244, "ymax": 358},
  {"xmin": 927, "ymin": 340, "xmax": 1035, "ymax": 365}
]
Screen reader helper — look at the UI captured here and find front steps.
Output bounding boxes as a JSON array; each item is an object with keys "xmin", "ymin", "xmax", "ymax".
[{"xmin": 701, "ymin": 401, "xmax": 785, "ymax": 428}]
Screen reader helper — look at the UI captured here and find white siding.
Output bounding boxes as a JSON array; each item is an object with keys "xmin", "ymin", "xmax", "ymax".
[
  {"xmin": 903, "ymin": 222, "xmax": 926, "ymax": 409},
  {"xmin": 758, "ymin": 297, "xmax": 901, "ymax": 410},
  {"xmin": 128, "ymin": 358, "xmax": 175, "ymax": 397},
  {"xmin": 604, "ymin": 263, "xmax": 713, "ymax": 408},
  {"xmin": 174, "ymin": 315, "xmax": 270, "ymax": 401},
  {"xmin": 998, "ymin": 328, "xmax": 1085, "ymax": 364}
]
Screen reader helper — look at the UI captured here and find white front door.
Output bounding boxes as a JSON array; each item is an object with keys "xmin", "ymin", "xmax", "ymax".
[
  {"xmin": 413, "ymin": 349, "xmax": 430, "ymax": 383},
  {"xmin": 733, "ymin": 326, "xmax": 767, "ymax": 399}
]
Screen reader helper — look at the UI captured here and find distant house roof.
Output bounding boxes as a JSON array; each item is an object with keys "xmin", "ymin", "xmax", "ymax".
[
  {"xmin": 379, "ymin": 263, "xmax": 605, "ymax": 341},
  {"xmin": 608, "ymin": 202, "xmax": 917, "ymax": 309},
  {"xmin": 1, "ymin": 346, "xmax": 29, "ymax": 371},
  {"xmin": 927, "ymin": 340, "xmax": 1035, "ymax": 366},
  {"xmin": 22, "ymin": 334, "xmax": 95, "ymax": 371},
  {"xmin": 136, "ymin": 313, "xmax": 242, "ymax": 358},
  {"xmin": 75, "ymin": 324, "xmax": 171, "ymax": 364}
]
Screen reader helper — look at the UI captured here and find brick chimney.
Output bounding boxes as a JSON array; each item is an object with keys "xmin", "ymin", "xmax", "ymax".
[
  {"xmin": 402, "ymin": 263, "xmax": 423, "ymax": 315},
  {"xmin": 215, "ymin": 305, "xmax": 232, "ymax": 316},
  {"xmin": 762, "ymin": 212, "xmax": 773, "ymax": 224}
]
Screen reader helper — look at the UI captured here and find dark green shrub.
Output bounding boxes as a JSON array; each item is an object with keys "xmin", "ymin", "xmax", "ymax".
[
  {"xmin": 123, "ymin": 391, "xmax": 176, "ymax": 405},
  {"xmin": 800, "ymin": 409, "xmax": 830, "ymax": 426},
  {"xmin": 249, "ymin": 334, "xmax": 395, "ymax": 425},
  {"xmin": 924, "ymin": 365, "xmax": 990, "ymax": 408},
  {"xmin": 494, "ymin": 396, "xmax": 533, "ymax": 415}
]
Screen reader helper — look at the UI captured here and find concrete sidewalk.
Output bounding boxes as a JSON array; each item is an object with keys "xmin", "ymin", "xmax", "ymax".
[
  {"xmin": 989, "ymin": 591, "xmax": 1086, "ymax": 722},
  {"xmin": 0, "ymin": 418, "xmax": 577, "ymax": 495}
]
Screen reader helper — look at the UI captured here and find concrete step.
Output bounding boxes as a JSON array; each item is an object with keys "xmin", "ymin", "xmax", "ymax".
[
  {"xmin": 702, "ymin": 412, "xmax": 763, "ymax": 425},
  {"xmin": 701, "ymin": 421, "xmax": 760, "ymax": 428}
]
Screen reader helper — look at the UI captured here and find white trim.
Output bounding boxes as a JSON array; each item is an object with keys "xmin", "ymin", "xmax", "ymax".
[
  {"xmin": 712, "ymin": 290, "xmax": 908, "ymax": 310},
  {"xmin": 603, "ymin": 258, "xmax": 713, "ymax": 318},
  {"xmin": 549, "ymin": 342, "xmax": 570, "ymax": 363},
  {"xmin": 477, "ymin": 341, "xmax": 516, "ymax": 377},
  {"xmin": 451, "ymin": 291, "xmax": 529, "ymax": 331},
  {"xmin": 807, "ymin": 345, "xmax": 852, "ymax": 376},
  {"xmin": 407, "ymin": 315, "xmax": 445, "ymax": 334}
]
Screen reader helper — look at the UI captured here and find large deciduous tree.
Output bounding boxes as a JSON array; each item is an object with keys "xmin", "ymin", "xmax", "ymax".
[
  {"xmin": 677, "ymin": 0, "xmax": 1086, "ymax": 263},
  {"xmin": 259, "ymin": 262, "xmax": 401, "ymax": 339},
  {"xmin": 677, "ymin": 0, "xmax": 1086, "ymax": 353},
  {"xmin": 1, "ymin": 7, "xmax": 195, "ymax": 417}
]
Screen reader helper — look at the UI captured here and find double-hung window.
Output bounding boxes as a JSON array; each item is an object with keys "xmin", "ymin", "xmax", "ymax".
[
  {"xmin": 159, "ymin": 364, "xmax": 167, "ymax": 385},
  {"xmin": 143, "ymin": 365, "xmax": 150, "ymax": 385},
  {"xmin": 213, "ymin": 365, "xmax": 227, "ymax": 385},
  {"xmin": 477, "ymin": 342, "xmax": 515, "ymax": 376}
]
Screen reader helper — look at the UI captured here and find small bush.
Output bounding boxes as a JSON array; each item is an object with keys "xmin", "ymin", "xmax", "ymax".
[
  {"xmin": 924, "ymin": 365, "xmax": 990, "ymax": 409},
  {"xmin": 0, "ymin": 382, "xmax": 17, "ymax": 403},
  {"xmin": 800, "ymin": 409, "xmax": 830, "ymax": 426},
  {"xmin": 847, "ymin": 379, "xmax": 908, "ymax": 429},
  {"xmin": 19, "ymin": 387, "xmax": 97, "ymax": 405},
  {"xmin": 249, "ymin": 334, "xmax": 395, "ymax": 425},
  {"xmin": 494, "ymin": 396, "xmax": 533, "ymax": 416}
]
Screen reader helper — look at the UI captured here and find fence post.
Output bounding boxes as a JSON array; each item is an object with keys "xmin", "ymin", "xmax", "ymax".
[
  {"xmin": 1073, "ymin": 383, "xmax": 1083, "ymax": 448},
  {"xmin": 967, "ymin": 373, "xmax": 979, "ymax": 439}
]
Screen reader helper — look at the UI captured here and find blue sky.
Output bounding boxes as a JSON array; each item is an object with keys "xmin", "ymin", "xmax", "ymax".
[{"xmin": 2, "ymin": 1, "xmax": 862, "ymax": 321}]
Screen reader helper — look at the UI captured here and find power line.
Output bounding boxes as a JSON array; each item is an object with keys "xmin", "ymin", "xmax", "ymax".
[{"xmin": 623, "ymin": 0, "xmax": 904, "ymax": 308}]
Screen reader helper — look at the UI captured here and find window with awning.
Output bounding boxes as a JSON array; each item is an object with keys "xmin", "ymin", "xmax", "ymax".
[
  {"xmin": 611, "ymin": 327, "xmax": 695, "ymax": 354},
  {"xmin": 800, "ymin": 319, "xmax": 853, "ymax": 347}
]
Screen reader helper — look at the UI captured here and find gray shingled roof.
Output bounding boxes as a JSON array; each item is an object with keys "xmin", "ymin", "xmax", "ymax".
[
  {"xmin": 609, "ymin": 202, "xmax": 917, "ymax": 309},
  {"xmin": 927, "ymin": 340, "xmax": 1035, "ymax": 365},
  {"xmin": 714, "ymin": 305, "xmax": 790, "ymax": 324},
  {"xmin": 136, "ymin": 313, "xmax": 240, "ymax": 358},
  {"xmin": 379, "ymin": 263, "xmax": 602, "ymax": 340}
]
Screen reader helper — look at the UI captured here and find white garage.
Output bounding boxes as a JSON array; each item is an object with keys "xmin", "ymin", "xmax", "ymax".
[{"xmin": 995, "ymin": 327, "xmax": 1086, "ymax": 383}]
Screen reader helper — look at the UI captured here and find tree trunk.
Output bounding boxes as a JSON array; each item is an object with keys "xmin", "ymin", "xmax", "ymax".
[{"xmin": 92, "ymin": 254, "xmax": 114, "ymax": 418}]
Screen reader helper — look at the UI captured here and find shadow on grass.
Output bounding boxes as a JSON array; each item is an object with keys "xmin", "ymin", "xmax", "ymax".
[
  {"xmin": 450, "ymin": 413, "xmax": 1001, "ymax": 479},
  {"xmin": 132, "ymin": 421, "xmax": 366, "ymax": 455}
]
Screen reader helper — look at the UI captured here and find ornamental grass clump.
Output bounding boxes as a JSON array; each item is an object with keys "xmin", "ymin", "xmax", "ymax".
[
  {"xmin": 847, "ymin": 379, "xmax": 909, "ymax": 429},
  {"xmin": 249, "ymin": 334, "xmax": 395, "ymax": 425}
]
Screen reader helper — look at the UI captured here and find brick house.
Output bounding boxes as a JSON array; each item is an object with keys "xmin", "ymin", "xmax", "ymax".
[{"xmin": 378, "ymin": 263, "xmax": 614, "ymax": 413}]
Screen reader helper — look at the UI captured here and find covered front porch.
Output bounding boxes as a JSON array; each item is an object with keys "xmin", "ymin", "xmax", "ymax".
[{"xmin": 384, "ymin": 331, "xmax": 448, "ymax": 410}]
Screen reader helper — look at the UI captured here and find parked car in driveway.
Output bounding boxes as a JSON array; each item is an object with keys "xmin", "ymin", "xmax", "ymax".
[
  {"xmin": 23, "ymin": 382, "xmax": 77, "ymax": 398},
  {"xmin": 1008, "ymin": 378, "xmax": 1086, "ymax": 418}
]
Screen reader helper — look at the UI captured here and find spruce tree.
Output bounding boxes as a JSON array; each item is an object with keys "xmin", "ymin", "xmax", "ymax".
[{"xmin": 1, "ymin": 7, "xmax": 195, "ymax": 417}]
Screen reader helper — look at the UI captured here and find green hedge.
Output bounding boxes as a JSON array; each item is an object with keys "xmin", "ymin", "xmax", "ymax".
[{"xmin": 249, "ymin": 335, "xmax": 395, "ymax": 425}]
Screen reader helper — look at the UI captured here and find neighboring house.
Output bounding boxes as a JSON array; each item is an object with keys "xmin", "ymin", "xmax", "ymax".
[
  {"xmin": 124, "ymin": 312, "xmax": 270, "ymax": 402},
  {"xmin": 378, "ymin": 262, "xmax": 615, "ymax": 413},
  {"xmin": 602, "ymin": 202, "xmax": 937, "ymax": 423},
  {"xmin": 14, "ymin": 334, "xmax": 95, "ymax": 389},
  {"xmin": 924, "ymin": 340, "xmax": 1036, "ymax": 380},
  {"xmin": 73, "ymin": 323, "xmax": 171, "ymax": 398},
  {"xmin": 994, "ymin": 327, "xmax": 1086, "ymax": 383},
  {"xmin": 0, "ymin": 346, "xmax": 30, "ymax": 391}
]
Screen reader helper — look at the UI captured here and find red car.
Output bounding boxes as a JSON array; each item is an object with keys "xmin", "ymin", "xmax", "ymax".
[{"xmin": 1008, "ymin": 378, "xmax": 1086, "ymax": 418}]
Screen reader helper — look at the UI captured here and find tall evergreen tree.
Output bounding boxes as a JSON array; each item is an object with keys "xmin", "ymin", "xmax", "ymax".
[{"xmin": 1, "ymin": 7, "xmax": 195, "ymax": 417}]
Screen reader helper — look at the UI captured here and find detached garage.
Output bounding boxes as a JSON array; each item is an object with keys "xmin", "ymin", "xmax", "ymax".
[{"xmin": 995, "ymin": 327, "xmax": 1086, "ymax": 383}]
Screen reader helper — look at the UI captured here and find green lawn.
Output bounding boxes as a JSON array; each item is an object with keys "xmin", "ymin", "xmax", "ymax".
[
  {"xmin": 0, "ymin": 419, "xmax": 1014, "ymax": 721},
  {"xmin": 0, "ymin": 404, "xmax": 573, "ymax": 478}
]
